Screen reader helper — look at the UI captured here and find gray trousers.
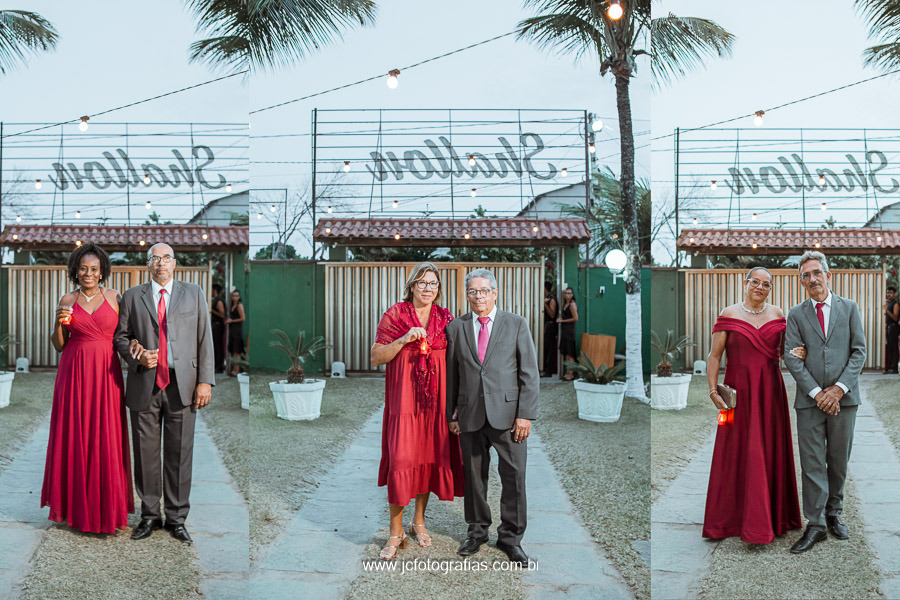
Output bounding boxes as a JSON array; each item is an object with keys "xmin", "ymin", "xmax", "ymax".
[
  {"xmin": 130, "ymin": 371, "xmax": 196, "ymax": 525},
  {"xmin": 795, "ymin": 405, "xmax": 857, "ymax": 530},
  {"xmin": 459, "ymin": 424, "xmax": 527, "ymax": 546}
]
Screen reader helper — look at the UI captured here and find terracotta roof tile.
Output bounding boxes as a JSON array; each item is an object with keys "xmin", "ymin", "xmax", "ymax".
[
  {"xmin": 0, "ymin": 224, "xmax": 248, "ymax": 252},
  {"xmin": 677, "ymin": 228, "xmax": 900, "ymax": 255},
  {"xmin": 313, "ymin": 218, "xmax": 589, "ymax": 247}
]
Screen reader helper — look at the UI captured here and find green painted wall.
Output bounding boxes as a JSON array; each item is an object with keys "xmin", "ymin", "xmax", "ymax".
[
  {"xmin": 649, "ymin": 268, "xmax": 687, "ymax": 373},
  {"xmin": 249, "ymin": 260, "xmax": 326, "ymax": 375},
  {"xmin": 0, "ymin": 268, "xmax": 8, "ymax": 367}
]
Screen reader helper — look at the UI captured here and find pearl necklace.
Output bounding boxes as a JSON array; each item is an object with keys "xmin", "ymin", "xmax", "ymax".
[{"xmin": 740, "ymin": 302, "xmax": 767, "ymax": 315}]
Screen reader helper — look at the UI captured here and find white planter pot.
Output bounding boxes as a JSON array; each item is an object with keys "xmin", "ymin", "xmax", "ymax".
[
  {"xmin": 269, "ymin": 379, "xmax": 326, "ymax": 421},
  {"xmin": 237, "ymin": 373, "xmax": 250, "ymax": 410},
  {"xmin": 0, "ymin": 371, "xmax": 14, "ymax": 409},
  {"xmin": 650, "ymin": 374, "xmax": 693, "ymax": 410},
  {"xmin": 573, "ymin": 379, "xmax": 626, "ymax": 423}
]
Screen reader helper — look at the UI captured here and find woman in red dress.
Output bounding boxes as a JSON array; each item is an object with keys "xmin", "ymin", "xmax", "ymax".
[
  {"xmin": 703, "ymin": 266, "xmax": 804, "ymax": 543},
  {"xmin": 371, "ymin": 262, "xmax": 465, "ymax": 559},
  {"xmin": 42, "ymin": 243, "xmax": 134, "ymax": 533}
]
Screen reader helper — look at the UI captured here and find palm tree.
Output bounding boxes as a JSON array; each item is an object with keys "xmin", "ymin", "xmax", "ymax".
[
  {"xmin": 854, "ymin": 0, "xmax": 900, "ymax": 71},
  {"xmin": 518, "ymin": 0, "xmax": 733, "ymax": 401},
  {"xmin": 184, "ymin": 0, "xmax": 377, "ymax": 74},
  {"xmin": 651, "ymin": 12, "xmax": 735, "ymax": 89},
  {"xmin": 0, "ymin": 10, "xmax": 58, "ymax": 74}
]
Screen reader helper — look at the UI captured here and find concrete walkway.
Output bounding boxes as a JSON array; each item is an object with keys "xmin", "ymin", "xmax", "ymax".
[
  {"xmin": 251, "ymin": 410, "xmax": 632, "ymax": 600},
  {"xmin": 0, "ymin": 411, "xmax": 248, "ymax": 599}
]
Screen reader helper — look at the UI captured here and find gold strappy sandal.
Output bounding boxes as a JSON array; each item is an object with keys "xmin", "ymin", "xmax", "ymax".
[
  {"xmin": 409, "ymin": 523, "xmax": 433, "ymax": 547},
  {"xmin": 379, "ymin": 533, "xmax": 407, "ymax": 560}
]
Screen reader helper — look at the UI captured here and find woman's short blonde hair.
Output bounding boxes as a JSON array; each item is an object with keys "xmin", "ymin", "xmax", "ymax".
[{"xmin": 403, "ymin": 262, "xmax": 442, "ymax": 305}]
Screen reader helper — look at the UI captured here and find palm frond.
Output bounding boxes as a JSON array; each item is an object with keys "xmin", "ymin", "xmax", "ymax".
[
  {"xmin": 189, "ymin": 35, "xmax": 249, "ymax": 73},
  {"xmin": 651, "ymin": 13, "xmax": 734, "ymax": 89},
  {"xmin": 862, "ymin": 41, "xmax": 900, "ymax": 71},
  {"xmin": 0, "ymin": 10, "xmax": 59, "ymax": 74}
]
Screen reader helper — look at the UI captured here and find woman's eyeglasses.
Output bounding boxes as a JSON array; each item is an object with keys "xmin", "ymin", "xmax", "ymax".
[
  {"xmin": 746, "ymin": 278, "xmax": 772, "ymax": 291},
  {"xmin": 414, "ymin": 280, "xmax": 439, "ymax": 290}
]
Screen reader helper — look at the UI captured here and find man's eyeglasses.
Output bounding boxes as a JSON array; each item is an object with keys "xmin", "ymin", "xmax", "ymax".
[
  {"xmin": 466, "ymin": 288, "xmax": 494, "ymax": 297},
  {"xmin": 148, "ymin": 255, "xmax": 174, "ymax": 265},
  {"xmin": 746, "ymin": 278, "xmax": 772, "ymax": 291},
  {"xmin": 414, "ymin": 280, "xmax": 439, "ymax": 291},
  {"xmin": 800, "ymin": 269, "xmax": 826, "ymax": 282}
]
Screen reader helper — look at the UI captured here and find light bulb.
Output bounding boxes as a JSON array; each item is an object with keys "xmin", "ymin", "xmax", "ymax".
[
  {"xmin": 607, "ymin": 0, "xmax": 623, "ymax": 20},
  {"xmin": 78, "ymin": 116, "xmax": 89, "ymax": 131},
  {"xmin": 561, "ymin": 167, "xmax": 568, "ymax": 177},
  {"xmin": 464, "ymin": 233, "xmax": 470, "ymax": 240},
  {"xmin": 752, "ymin": 243, "xmax": 758, "ymax": 249},
  {"xmin": 711, "ymin": 180, "xmax": 717, "ymax": 190},
  {"xmin": 815, "ymin": 242, "xmax": 821, "ymax": 248},
  {"xmin": 689, "ymin": 237, "xmax": 695, "ymax": 243},
  {"xmin": 754, "ymin": 110, "xmax": 764, "ymax": 127},
  {"xmin": 202, "ymin": 233, "xmax": 208, "ymax": 240},
  {"xmin": 589, "ymin": 142, "xmax": 596, "ymax": 153},
  {"xmin": 468, "ymin": 155, "xmax": 475, "ymax": 166},
  {"xmin": 387, "ymin": 69, "xmax": 400, "ymax": 89},
  {"xmin": 392, "ymin": 200, "xmax": 398, "ymax": 208},
  {"xmin": 821, "ymin": 202, "xmax": 827, "ymax": 211},
  {"xmin": 256, "ymin": 212, "xmax": 262, "ymax": 219},
  {"xmin": 76, "ymin": 210, "xmax": 81, "ymax": 218},
  {"xmin": 470, "ymin": 188, "xmax": 477, "ymax": 198},
  {"xmin": 327, "ymin": 205, "xmax": 333, "ymax": 214},
  {"xmin": 12, "ymin": 234, "xmax": 18, "ymax": 240},
  {"xmin": 146, "ymin": 201, "xmax": 152, "ymax": 210},
  {"xmin": 394, "ymin": 233, "xmax": 400, "ymax": 240},
  {"xmin": 139, "ymin": 240, "xmax": 145, "ymax": 246},
  {"xmin": 16, "ymin": 215, "xmax": 21, "ymax": 222},
  {"xmin": 143, "ymin": 174, "xmax": 151, "ymax": 185},
  {"xmin": 76, "ymin": 240, "xmax": 82, "ymax": 247},
  {"xmin": 752, "ymin": 213, "xmax": 757, "ymax": 221},
  {"xmin": 592, "ymin": 119, "xmax": 603, "ymax": 131},
  {"xmin": 532, "ymin": 225, "xmax": 539, "ymax": 232},
  {"xmin": 325, "ymin": 227, "xmax": 331, "ymax": 234},
  {"xmin": 693, "ymin": 217, "xmax": 698, "ymax": 225},
  {"xmin": 270, "ymin": 204, "xmax": 276, "ymax": 212},
  {"xmin": 343, "ymin": 161, "xmax": 351, "ymax": 173},
  {"xmin": 877, "ymin": 235, "xmax": 883, "ymax": 242},
  {"xmin": 35, "ymin": 179, "xmax": 42, "ymax": 189},
  {"xmin": 226, "ymin": 183, "xmax": 232, "ymax": 193},
  {"xmin": 818, "ymin": 174, "xmax": 826, "ymax": 185}
]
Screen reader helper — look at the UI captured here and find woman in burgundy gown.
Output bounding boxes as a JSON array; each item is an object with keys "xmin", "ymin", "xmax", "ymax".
[
  {"xmin": 42, "ymin": 243, "xmax": 133, "ymax": 533},
  {"xmin": 370, "ymin": 262, "xmax": 465, "ymax": 559},
  {"xmin": 703, "ymin": 266, "xmax": 803, "ymax": 544}
]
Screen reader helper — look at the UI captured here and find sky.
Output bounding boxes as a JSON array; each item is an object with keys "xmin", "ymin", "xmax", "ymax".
[
  {"xmin": 0, "ymin": 0, "xmax": 248, "ymax": 241},
  {"xmin": 652, "ymin": 0, "xmax": 900, "ymax": 266}
]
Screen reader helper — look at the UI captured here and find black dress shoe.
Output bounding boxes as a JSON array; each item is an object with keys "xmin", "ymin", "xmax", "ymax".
[
  {"xmin": 495, "ymin": 541, "xmax": 529, "ymax": 565},
  {"xmin": 827, "ymin": 515, "xmax": 849, "ymax": 539},
  {"xmin": 164, "ymin": 523, "xmax": 193, "ymax": 544},
  {"xmin": 457, "ymin": 536, "xmax": 487, "ymax": 556},
  {"xmin": 790, "ymin": 527, "xmax": 827, "ymax": 553},
  {"xmin": 131, "ymin": 518, "xmax": 162, "ymax": 540}
]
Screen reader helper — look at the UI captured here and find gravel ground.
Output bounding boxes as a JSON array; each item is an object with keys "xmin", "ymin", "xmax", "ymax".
[
  {"xmin": 865, "ymin": 377, "xmax": 900, "ymax": 455},
  {"xmin": 248, "ymin": 373, "xmax": 385, "ymax": 563},
  {"xmin": 650, "ymin": 375, "xmax": 715, "ymax": 503},
  {"xmin": 0, "ymin": 371, "xmax": 56, "ymax": 475},
  {"xmin": 200, "ymin": 374, "xmax": 248, "ymax": 499},
  {"xmin": 698, "ymin": 380, "xmax": 883, "ymax": 599},
  {"xmin": 536, "ymin": 380, "xmax": 650, "ymax": 600}
]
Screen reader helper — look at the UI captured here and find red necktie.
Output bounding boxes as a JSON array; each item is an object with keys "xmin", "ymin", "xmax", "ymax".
[
  {"xmin": 156, "ymin": 289, "xmax": 170, "ymax": 389},
  {"xmin": 477, "ymin": 316, "xmax": 490, "ymax": 363},
  {"xmin": 816, "ymin": 302, "xmax": 826, "ymax": 339}
]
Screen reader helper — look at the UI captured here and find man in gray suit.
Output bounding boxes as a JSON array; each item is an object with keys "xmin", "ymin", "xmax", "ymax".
[
  {"xmin": 784, "ymin": 250, "xmax": 866, "ymax": 553},
  {"xmin": 446, "ymin": 268, "xmax": 539, "ymax": 565},
  {"xmin": 115, "ymin": 243, "xmax": 215, "ymax": 544}
]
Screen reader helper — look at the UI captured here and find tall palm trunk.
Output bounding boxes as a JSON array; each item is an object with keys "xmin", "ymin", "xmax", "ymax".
[{"xmin": 615, "ymin": 72, "xmax": 647, "ymax": 402}]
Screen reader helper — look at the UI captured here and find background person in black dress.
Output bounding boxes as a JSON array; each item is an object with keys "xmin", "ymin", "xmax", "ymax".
[
  {"xmin": 210, "ymin": 284, "xmax": 227, "ymax": 373},
  {"xmin": 226, "ymin": 289, "xmax": 246, "ymax": 376},
  {"xmin": 542, "ymin": 282, "xmax": 558, "ymax": 377},
  {"xmin": 557, "ymin": 286, "xmax": 578, "ymax": 380},
  {"xmin": 885, "ymin": 286, "xmax": 900, "ymax": 374}
]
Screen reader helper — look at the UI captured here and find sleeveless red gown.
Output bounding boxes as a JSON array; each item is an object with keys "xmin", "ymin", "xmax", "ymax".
[
  {"xmin": 41, "ymin": 300, "xmax": 134, "ymax": 533},
  {"xmin": 702, "ymin": 316, "xmax": 802, "ymax": 543},
  {"xmin": 376, "ymin": 302, "xmax": 465, "ymax": 506}
]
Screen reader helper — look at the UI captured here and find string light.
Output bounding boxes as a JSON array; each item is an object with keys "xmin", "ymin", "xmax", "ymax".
[
  {"xmin": 256, "ymin": 212, "xmax": 262, "ymax": 219},
  {"xmin": 588, "ymin": 142, "xmax": 596, "ymax": 153},
  {"xmin": 226, "ymin": 183, "xmax": 232, "ymax": 193},
  {"xmin": 607, "ymin": 0, "xmax": 623, "ymax": 20},
  {"xmin": 34, "ymin": 179, "xmax": 42, "ymax": 189},
  {"xmin": 532, "ymin": 224, "xmax": 539, "ymax": 232},
  {"xmin": 387, "ymin": 69, "xmax": 400, "ymax": 89},
  {"xmin": 752, "ymin": 242, "xmax": 758, "ymax": 249},
  {"xmin": 12, "ymin": 234, "xmax": 18, "ymax": 240},
  {"xmin": 75, "ymin": 240, "xmax": 82, "ymax": 247},
  {"xmin": 16, "ymin": 216, "xmax": 21, "ymax": 222},
  {"xmin": 270, "ymin": 204, "xmax": 276, "ymax": 212},
  {"xmin": 752, "ymin": 213, "xmax": 757, "ymax": 221},
  {"xmin": 139, "ymin": 240, "xmax": 145, "ymax": 246},
  {"xmin": 561, "ymin": 167, "xmax": 568, "ymax": 177},
  {"xmin": 592, "ymin": 118, "xmax": 603, "ymax": 131},
  {"xmin": 753, "ymin": 110, "xmax": 765, "ymax": 126},
  {"xmin": 327, "ymin": 205, "xmax": 333, "ymax": 213},
  {"xmin": 143, "ymin": 173, "xmax": 151, "ymax": 185},
  {"xmin": 392, "ymin": 199, "xmax": 398, "ymax": 208},
  {"xmin": 612, "ymin": 234, "xmax": 618, "ymax": 239},
  {"xmin": 815, "ymin": 242, "xmax": 821, "ymax": 248},
  {"xmin": 470, "ymin": 188, "xmax": 477, "ymax": 198},
  {"xmin": 146, "ymin": 200, "xmax": 152, "ymax": 210},
  {"xmin": 325, "ymin": 227, "xmax": 331, "ymax": 234},
  {"xmin": 692, "ymin": 217, "xmax": 698, "ymax": 225},
  {"xmin": 821, "ymin": 202, "xmax": 827, "ymax": 211},
  {"xmin": 818, "ymin": 174, "xmax": 826, "ymax": 186},
  {"xmin": 75, "ymin": 210, "xmax": 81, "ymax": 218},
  {"xmin": 710, "ymin": 180, "xmax": 717, "ymax": 190},
  {"xmin": 689, "ymin": 237, "xmax": 695, "ymax": 243},
  {"xmin": 877, "ymin": 235, "xmax": 883, "ymax": 242},
  {"xmin": 394, "ymin": 233, "xmax": 400, "ymax": 240},
  {"xmin": 202, "ymin": 233, "xmax": 208, "ymax": 240},
  {"xmin": 78, "ymin": 116, "xmax": 89, "ymax": 131},
  {"xmin": 468, "ymin": 155, "xmax": 476, "ymax": 166},
  {"xmin": 464, "ymin": 233, "xmax": 470, "ymax": 239},
  {"xmin": 343, "ymin": 161, "xmax": 351, "ymax": 172}
]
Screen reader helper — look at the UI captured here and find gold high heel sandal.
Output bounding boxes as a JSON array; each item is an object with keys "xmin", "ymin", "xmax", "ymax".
[
  {"xmin": 379, "ymin": 533, "xmax": 407, "ymax": 560},
  {"xmin": 409, "ymin": 523, "xmax": 432, "ymax": 547}
]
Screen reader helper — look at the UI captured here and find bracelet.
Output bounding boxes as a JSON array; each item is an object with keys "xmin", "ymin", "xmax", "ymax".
[{"xmin": 708, "ymin": 389, "xmax": 718, "ymax": 397}]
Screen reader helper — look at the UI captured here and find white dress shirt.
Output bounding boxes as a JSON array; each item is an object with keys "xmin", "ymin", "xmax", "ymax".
[
  {"xmin": 472, "ymin": 305, "xmax": 498, "ymax": 341},
  {"xmin": 807, "ymin": 291, "xmax": 849, "ymax": 399},
  {"xmin": 151, "ymin": 279, "xmax": 175, "ymax": 360}
]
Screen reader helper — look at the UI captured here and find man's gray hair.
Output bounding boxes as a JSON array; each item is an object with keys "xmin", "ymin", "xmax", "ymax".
[
  {"xmin": 465, "ymin": 268, "xmax": 498, "ymax": 290},
  {"xmin": 798, "ymin": 250, "xmax": 829, "ymax": 273},
  {"xmin": 147, "ymin": 242, "xmax": 176, "ymax": 261},
  {"xmin": 745, "ymin": 266, "xmax": 773, "ymax": 281}
]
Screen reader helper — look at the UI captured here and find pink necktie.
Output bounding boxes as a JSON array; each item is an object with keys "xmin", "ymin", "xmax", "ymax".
[
  {"xmin": 156, "ymin": 289, "xmax": 170, "ymax": 390},
  {"xmin": 816, "ymin": 302, "xmax": 826, "ymax": 339},
  {"xmin": 477, "ymin": 316, "xmax": 491, "ymax": 363}
]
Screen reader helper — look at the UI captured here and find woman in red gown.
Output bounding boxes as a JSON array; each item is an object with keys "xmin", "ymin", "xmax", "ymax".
[
  {"xmin": 42, "ymin": 243, "xmax": 134, "ymax": 533},
  {"xmin": 703, "ymin": 267, "xmax": 803, "ymax": 543},
  {"xmin": 371, "ymin": 262, "xmax": 465, "ymax": 559}
]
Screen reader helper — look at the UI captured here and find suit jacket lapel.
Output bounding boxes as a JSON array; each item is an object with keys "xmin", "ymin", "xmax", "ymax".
[
  {"xmin": 826, "ymin": 294, "xmax": 843, "ymax": 341},
  {"xmin": 802, "ymin": 298, "xmax": 826, "ymax": 342},
  {"xmin": 167, "ymin": 280, "xmax": 184, "ymax": 315},
  {"xmin": 461, "ymin": 313, "xmax": 480, "ymax": 364},
  {"xmin": 141, "ymin": 283, "xmax": 159, "ymax": 326},
  {"xmin": 482, "ymin": 310, "xmax": 504, "ymax": 366}
]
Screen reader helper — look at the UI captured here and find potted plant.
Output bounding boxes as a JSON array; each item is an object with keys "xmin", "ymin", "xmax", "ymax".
[
  {"xmin": 231, "ymin": 354, "xmax": 250, "ymax": 410},
  {"xmin": 268, "ymin": 329, "xmax": 329, "ymax": 420},
  {"xmin": 563, "ymin": 352, "xmax": 627, "ymax": 423},
  {"xmin": 0, "ymin": 334, "xmax": 18, "ymax": 409},
  {"xmin": 650, "ymin": 330, "xmax": 695, "ymax": 410}
]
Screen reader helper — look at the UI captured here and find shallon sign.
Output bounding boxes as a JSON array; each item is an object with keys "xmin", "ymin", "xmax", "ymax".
[
  {"xmin": 48, "ymin": 145, "xmax": 226, "ymax": 191},
  {"xmin": 366, "ymin": 133, "xmax": 559, "ymax": 181},
  {"xmin": 726, "ymin": 150, "xmax": 900, "ymax": 195}
]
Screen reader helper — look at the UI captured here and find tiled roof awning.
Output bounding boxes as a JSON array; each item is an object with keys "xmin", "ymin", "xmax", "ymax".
[
  {"xmin": 313, "ymin": 217, "xmax": 590, "ymax": 247},
  {"xmin": 0, "ymin": 224, "xmax": 249, "ymax": 252},
  {"xmin": 677, "ymin": 228, "xmax": 900, "ymax": 255}
]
